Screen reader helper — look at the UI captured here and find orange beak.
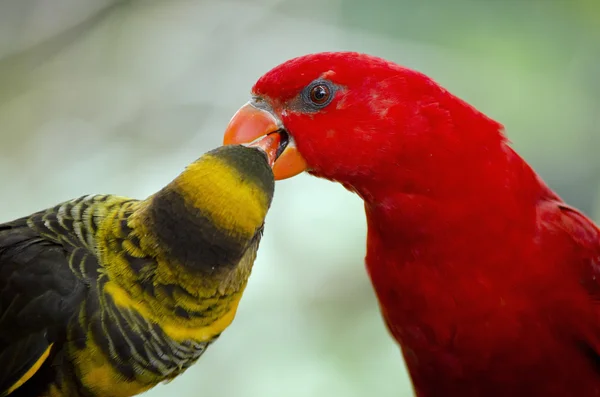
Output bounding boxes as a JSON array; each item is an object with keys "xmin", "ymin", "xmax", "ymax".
[{"xmin": 223, "ymin": 102, "xmax": 307, "ymax": 180}]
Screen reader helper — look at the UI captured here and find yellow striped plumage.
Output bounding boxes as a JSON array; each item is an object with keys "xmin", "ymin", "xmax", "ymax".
[{"xmin": 0, "ymin": 145, "xmax": 275, "ymax": 397}]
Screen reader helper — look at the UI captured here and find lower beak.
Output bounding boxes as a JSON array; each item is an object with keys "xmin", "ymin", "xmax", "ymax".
[{"xmin": 223, "ymin": 102, "xmax": 307, "ymax": 180}]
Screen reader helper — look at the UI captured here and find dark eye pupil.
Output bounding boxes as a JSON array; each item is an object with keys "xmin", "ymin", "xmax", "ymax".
[
  {"xmin": 313, "ymin": 87, "xmax": 326, "ymax": 99},
  {"xmin": 310, "ymin": 85, "xmax": 330, "ymax": 104}
]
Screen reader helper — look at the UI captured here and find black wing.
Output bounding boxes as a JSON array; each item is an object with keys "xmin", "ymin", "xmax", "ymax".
[{"xmin": 0, "ymin": 216, "xmax": 87, "ymax": 396}]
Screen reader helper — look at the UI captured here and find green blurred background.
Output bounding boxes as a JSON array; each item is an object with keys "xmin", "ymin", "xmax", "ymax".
[{"xmin": 0, "ymin": 1, "xmax": 598, "ymax": 396}]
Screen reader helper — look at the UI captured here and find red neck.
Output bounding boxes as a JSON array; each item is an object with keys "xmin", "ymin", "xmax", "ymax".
[{"xmin": 358, "ymin": 143, "xmax": 546, "ymax": 260}]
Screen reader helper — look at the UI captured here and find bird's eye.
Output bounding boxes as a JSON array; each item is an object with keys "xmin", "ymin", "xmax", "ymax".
[
  {"xmin": 309, "ymin": 84, "xmax": 331, "ymax": 105},
  {"xmin": 301, "ymin": 79, "xmax": 336, "ymax": 110}
]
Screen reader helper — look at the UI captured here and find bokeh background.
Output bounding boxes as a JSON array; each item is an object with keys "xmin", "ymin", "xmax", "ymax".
[{"xmin": 1, "ymin": 1, "xmax": 599, "ymax": 396}]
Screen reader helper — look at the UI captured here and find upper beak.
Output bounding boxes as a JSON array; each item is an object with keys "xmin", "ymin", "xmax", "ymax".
[{"xmin": 223, "ymin": 102, "xmax": 307, "ymax": 180}]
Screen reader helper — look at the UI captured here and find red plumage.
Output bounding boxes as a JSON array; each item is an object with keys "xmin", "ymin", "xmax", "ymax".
[{"xmin": 253, "ymin": 52, "xmax": 600, "ymax": 396}]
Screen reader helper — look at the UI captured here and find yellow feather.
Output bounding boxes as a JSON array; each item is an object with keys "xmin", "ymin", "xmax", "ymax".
[
  {"xmin": 6, "ymin": 343, "xmax": 53, "ymax": 395},
  {"xmin": 72, "ymin": 332, "xmax": 154, "ymax": 397},
  {"xmin": 174, "ymin": 154, "xmax": 269, "ymax": 237},
  {"xmin": 104, "ymin": 281, "xmax": 244, "ymax": 342}
]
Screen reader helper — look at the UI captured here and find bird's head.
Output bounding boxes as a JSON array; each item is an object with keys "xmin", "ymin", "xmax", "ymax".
[{"xmin": 224, "ymin": 52, "xmax": 505, "ymax": 201}]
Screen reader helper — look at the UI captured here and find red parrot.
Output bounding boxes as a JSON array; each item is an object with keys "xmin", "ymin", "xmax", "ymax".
[{"xmin": 223, "ymin": 52, "xmax": 600, "ymax": 396}]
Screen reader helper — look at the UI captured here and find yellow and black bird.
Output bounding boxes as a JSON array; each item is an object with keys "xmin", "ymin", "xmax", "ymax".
[{"xmin": 0, "ymin": 136, "xmax": 284, "ymax": 397}]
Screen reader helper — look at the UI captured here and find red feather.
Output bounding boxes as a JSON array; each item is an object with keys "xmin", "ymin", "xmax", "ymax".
[{"xmin": 254, "ymin": 52, "xmax": 600, "ymax": 396}]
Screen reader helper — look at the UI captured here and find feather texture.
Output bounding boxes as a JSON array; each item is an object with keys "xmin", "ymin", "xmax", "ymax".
[
  {"xmin": 248, "ymin": 51, "xmax": 600, "ymax": 396},
  {"xmin": 0, "ymin": 145, "xmax": 274, "ymax": 397}
]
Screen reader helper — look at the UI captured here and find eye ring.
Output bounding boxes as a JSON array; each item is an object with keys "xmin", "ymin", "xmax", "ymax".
[
  {"xmin": 302, "ymin": 80, "xmax": 335, "ymax": 110},
  {"xmin": 309, "ymin": 84, "xmax": 331, "ymax": 105}
]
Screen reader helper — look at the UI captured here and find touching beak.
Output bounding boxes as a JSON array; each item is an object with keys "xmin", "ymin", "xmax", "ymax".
[{"xmin": 223, "ymin": 102, "xmax": 307, "ymax": 180}]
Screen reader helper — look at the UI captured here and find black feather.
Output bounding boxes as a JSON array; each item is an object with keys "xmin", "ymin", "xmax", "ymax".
[{"xmin": 0, "ymin": 216, "xmax": 89, "ymax": 396}]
